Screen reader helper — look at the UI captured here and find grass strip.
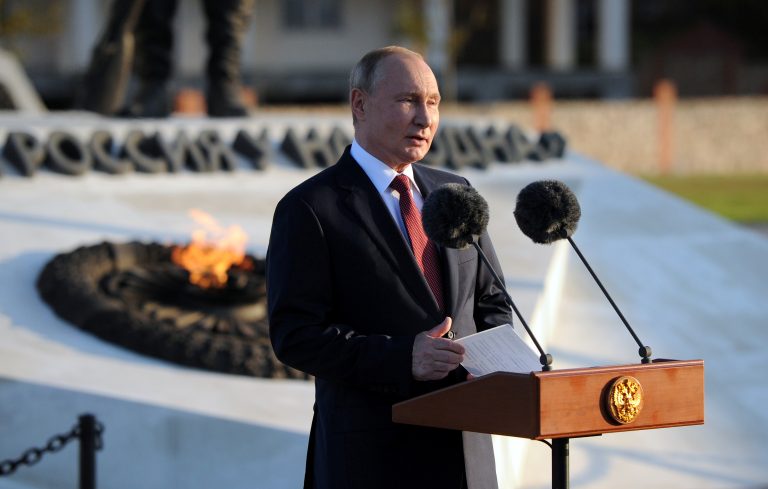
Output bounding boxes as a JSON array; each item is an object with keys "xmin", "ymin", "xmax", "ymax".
[{"xmin": 642, "ymin": 174, "xmax": 768, "ymax": 223}]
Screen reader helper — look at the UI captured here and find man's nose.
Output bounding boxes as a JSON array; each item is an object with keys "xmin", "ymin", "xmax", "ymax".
[{"xmin": 413, "ymin": 102, "xmax": 434, "ymax": 127}]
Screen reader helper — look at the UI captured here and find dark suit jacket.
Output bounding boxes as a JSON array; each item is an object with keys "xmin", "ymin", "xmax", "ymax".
[{"xmin": 267, "ymin": 148, "xmax": 512, "ymax": 489}]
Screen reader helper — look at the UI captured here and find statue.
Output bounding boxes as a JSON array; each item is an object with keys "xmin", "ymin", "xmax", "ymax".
[{"xmin": 77, "ymin": 0, "xmax": 255, "ymax": 118}]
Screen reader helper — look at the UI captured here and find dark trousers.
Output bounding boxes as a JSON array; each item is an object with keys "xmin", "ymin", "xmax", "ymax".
[{"xmin": 133, "ymin": 0, "xmax": 255, "ymax": 84}]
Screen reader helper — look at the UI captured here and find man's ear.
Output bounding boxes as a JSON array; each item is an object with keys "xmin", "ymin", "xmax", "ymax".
[{"xmin": 350, "ymin": 88, "xmax": 367, "ymax": 122}]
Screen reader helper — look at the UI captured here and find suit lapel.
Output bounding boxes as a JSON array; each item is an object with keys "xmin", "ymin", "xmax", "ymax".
[
  {"xmin": 413, "ymin": 165, "xmax": 460, "ymax": 319},
  {"xmin": 335, "ymin": 151, "xmax": 441, "ymax": 320}
]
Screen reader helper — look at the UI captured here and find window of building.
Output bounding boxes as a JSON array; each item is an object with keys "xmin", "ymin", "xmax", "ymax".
[{"xmin": 282, "ymin": 0, "xmax": 342, "ymax": 30}]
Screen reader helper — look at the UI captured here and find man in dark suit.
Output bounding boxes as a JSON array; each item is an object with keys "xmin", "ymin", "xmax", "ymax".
[{"xmin": 267, "ymin": 46, "xmax": 512, "ymax": 489}]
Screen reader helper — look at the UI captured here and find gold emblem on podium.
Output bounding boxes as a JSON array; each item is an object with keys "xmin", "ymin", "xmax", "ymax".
[{"xmin": 606, "ymin": 376, "xmax": 644, "ymax": 424}]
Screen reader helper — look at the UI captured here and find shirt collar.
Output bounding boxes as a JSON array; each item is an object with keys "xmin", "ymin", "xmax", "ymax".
[{"xmin": 351, "ymin": 139, "xmax": 418, "ymax": 194}]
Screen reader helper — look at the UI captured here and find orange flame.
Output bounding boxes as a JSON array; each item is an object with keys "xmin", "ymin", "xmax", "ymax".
[{"xmin": 171, "ymin": 209, "xmax": 253, "ymax": 288}]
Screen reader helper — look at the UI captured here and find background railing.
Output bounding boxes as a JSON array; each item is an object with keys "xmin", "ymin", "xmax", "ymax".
[{"xmin": 0, "ymin": 413, "xmax": 104, "ymax": 489}]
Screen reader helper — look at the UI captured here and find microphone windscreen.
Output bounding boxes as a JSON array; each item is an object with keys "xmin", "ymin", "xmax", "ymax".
[
  {"xmin": 514, "ymin": 180, "xmax": 581, "ymax": 244},
  {"xmin": 422, "ymin": 183, "xmax": 489, "ymax": 249}
]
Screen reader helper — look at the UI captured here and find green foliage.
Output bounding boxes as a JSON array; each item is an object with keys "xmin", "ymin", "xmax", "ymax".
[{"xmin": 643, "ymin": 174, "xmax": 768, "ymax": 223}]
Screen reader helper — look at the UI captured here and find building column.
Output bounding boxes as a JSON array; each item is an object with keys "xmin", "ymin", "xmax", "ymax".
[
  {"xmin": 500, "ymin": 0, "xmax": 527, "ymax": 70},
  {"xmin": 425, "ymin": 0, "xmax": 451, "ymax": 74},
  {"xmin": 596, "ymin": 0, "xmax": 630, "ymax": 71},
  {"xmin": 424, "ymin": 0, "xmax": 456, "ymax": 99},
  {"xmin": 545, "ymin": 0, "xmax": 576, "ymax": 71},
  {"xmin": 58, "ymin": 0, "xmax": 101, "ymax": 73},
  {"xmin": 176, "ymin": 0, "xmax": 206, "ymax": 80}
]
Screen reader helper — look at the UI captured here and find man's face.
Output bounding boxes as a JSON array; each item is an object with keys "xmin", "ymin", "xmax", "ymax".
[{"xmin": 352, "ymin": 54, "xmax": 441, "ymax": 170}]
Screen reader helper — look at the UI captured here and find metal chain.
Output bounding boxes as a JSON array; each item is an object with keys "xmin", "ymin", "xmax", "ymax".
[
  {"xmin": 93, "ymin": 420, "xmax": 105, "ymax": 451},
  {"xmin": 0, "ymin": 420, "xmax": 104, "ymax": 478}
]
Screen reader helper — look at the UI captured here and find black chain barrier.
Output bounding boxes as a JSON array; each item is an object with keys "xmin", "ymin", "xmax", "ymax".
[{"xmin": 0, "ymin": 414, "xmax": 104, "ymax": 489}]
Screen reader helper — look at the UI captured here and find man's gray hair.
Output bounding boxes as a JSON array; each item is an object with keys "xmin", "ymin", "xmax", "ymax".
[{"xmin": 349, "ymin": 46, "xmax": 424, "ymax": 95}]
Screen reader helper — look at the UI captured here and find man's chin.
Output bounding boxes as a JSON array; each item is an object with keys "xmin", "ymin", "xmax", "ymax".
[{"xmin": 402, "ymin": 148, "xmax": 430, "ymax": 164}]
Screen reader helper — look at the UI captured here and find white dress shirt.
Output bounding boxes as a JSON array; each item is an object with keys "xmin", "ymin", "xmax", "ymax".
[{"xmin": 351, "ymin": 139, "xmax": 425, "ymax": 240}]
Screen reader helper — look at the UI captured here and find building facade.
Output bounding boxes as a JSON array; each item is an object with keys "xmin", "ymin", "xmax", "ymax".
[{"xmin": 1, "ymin": 0, "xmax": 765, "ymax": 107}]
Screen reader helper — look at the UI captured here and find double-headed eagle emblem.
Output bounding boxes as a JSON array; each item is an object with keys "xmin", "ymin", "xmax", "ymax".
[{"xmin": 606, "ymin": 376, "xmax": 644, "ymax": 424}]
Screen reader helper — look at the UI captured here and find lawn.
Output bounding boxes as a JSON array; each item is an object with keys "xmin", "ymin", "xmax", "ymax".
[{"xmin": 642, "ymin": 174, "xmax": 768, "ymax": 223}]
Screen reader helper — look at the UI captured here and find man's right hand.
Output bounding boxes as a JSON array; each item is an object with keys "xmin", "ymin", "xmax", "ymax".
[{"xmin": 412, "ymin": 317, "xmax": 465, "ymax": 381}]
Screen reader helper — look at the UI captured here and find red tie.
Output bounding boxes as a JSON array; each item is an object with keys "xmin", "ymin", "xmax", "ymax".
[{"xmin": 390, "ymin": 174, "xmax": 444, "ymax": 312}]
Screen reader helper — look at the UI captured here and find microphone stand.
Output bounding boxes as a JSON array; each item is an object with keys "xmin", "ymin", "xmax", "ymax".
[
  {"xmin": 471, "ymin": 241, "xmax": 553, "ymax": 371},
  {"xmin": 567, "ymin": 237, "xmax": 652, "ymax": 364}
]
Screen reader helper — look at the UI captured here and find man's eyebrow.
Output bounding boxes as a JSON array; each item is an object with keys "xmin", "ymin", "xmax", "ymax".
[{"xmin": 394, "ymin": 91, "xmax": 441, "ymax": 99}]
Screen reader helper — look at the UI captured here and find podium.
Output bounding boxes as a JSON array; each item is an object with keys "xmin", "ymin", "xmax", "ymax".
[{"xmin": 393, "ymin": 359, "xmax": 704, "ymax": 488}]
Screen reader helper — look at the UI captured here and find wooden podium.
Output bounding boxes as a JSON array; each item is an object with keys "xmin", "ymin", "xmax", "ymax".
[{"xmin": 393, "ymin": 359, "xmax": 704, "ymax": 488}]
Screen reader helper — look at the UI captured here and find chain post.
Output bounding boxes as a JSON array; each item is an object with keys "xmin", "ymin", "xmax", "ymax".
[
  {"xmin": 0, "ymin": 413, "xmax": 102, "ymax": 484},
  {"xmin": 78, "ymin": 413, "xmax": 98, "ymax": 489}
]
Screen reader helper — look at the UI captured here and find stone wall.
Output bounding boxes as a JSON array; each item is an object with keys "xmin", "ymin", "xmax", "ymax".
[{"xmin": 448, "ymin": 97, "xmax": 768, "ymax": 175}]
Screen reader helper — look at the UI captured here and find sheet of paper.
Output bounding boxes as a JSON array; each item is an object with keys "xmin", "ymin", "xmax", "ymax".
[{"xmin": 456, "ymin": 324, "xmax": 541, "ymax": 376}]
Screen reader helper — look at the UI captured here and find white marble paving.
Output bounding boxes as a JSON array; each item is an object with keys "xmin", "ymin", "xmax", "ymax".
[{"xmin": 1, "ymin": 113, "xmax": 764, "ymax": 488}]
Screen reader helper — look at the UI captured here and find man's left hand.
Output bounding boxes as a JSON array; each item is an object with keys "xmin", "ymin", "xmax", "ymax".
[{"xmin": 412, "ymin": 317, "xmax": 465, "ymax": 381}]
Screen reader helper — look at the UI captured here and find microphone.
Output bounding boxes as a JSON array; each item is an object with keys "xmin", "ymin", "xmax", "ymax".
[
  {"xmin": 513, "ymin": 179, "xmax": 581, "ymax": 244},
  {"xmin": 514, "ymin": 180, "xmax": 653, "ymax": 364},
  {"xmin": 421, "ymin": 183, "xmax": 489, "ymax": 250},
  {"xmin": 422, "ymin": 183, "xmax": 554, "ymax": 371}
]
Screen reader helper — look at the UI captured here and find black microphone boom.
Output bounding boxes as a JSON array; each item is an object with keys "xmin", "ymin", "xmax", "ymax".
[
  {"xmin": 422, "ymin": 183, "xmax": 553, "ymax": 371},
  {"xmin": 514, "ymin": 180, "xmax": 653, "ymax": 364}
]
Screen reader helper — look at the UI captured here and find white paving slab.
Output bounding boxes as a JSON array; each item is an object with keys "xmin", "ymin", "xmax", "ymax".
[
  {"xmin": 517, "ymin": 156, "xmax": 768, "ymax": 489},
  {"xmin": 0, "ymin": 113, "xmax": 562, "ymax": 489},
  {"xmin": 2, "ymin": 112, "xmax": 764, "ymax": 489}
]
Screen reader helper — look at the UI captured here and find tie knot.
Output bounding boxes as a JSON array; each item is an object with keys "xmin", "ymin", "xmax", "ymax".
[{"xmin": 391, "ymin": 174, "xmax": 411, "ymax": 194}]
